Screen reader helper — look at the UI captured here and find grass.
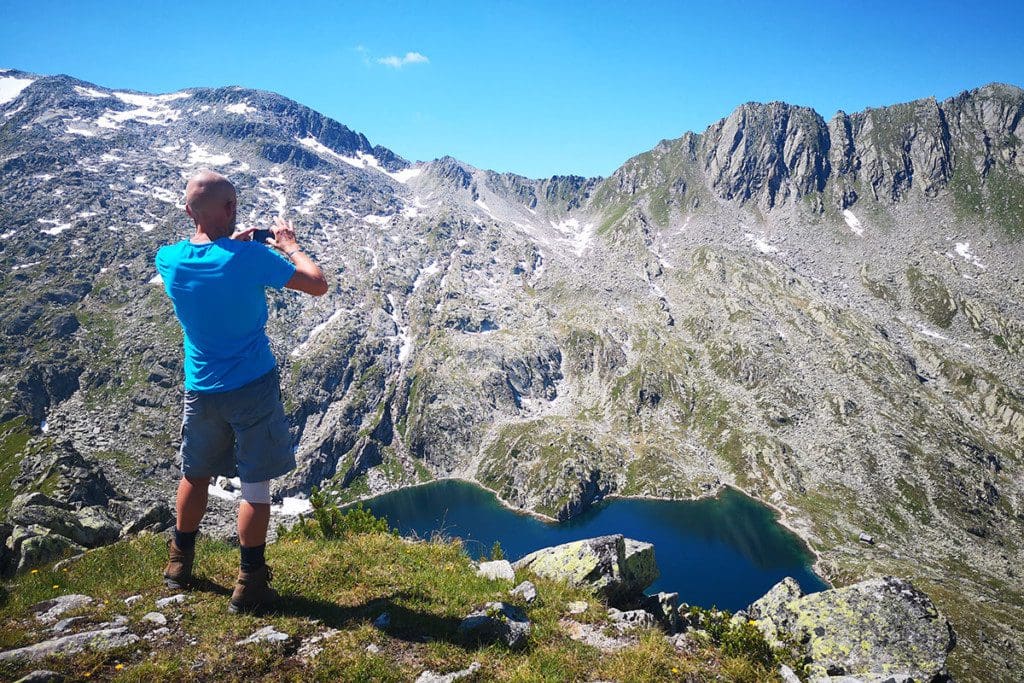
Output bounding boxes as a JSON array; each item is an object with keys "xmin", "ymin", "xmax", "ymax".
[
  {"xmin": 0, "ymin": 417, "xmax": 33, "ymax": 511},
  {"xmin": 0, "ymin": 527, "xmax": 785, "ymax": 682}
]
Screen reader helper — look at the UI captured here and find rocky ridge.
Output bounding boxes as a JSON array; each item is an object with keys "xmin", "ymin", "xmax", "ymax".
[{"xmin": 0, "ymin": 69, "xmax": 1022, "ymax": 677}]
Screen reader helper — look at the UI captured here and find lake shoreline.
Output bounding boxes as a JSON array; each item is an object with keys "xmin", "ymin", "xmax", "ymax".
[{"xmin": 343, "ymin": 475, "xmax": 831, "ymax": 589}]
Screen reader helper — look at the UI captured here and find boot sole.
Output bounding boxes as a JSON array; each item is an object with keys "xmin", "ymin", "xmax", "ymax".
[
  {"xmin": 164, "ymin": 576, "xmax": 192, "ymax": 590},
  {"xmin": 228, "ymin": 600, "xmax": 275, "ymax": 614}
]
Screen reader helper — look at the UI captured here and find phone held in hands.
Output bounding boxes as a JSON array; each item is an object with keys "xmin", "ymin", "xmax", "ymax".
[{"xmin": 252, "ymin": 229, "xmax": 273, "ymax": 244}]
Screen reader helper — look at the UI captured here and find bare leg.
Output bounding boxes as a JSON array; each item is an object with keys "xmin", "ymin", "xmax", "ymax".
[
  {"xmin": 176, "ymin": 476, "xmax": 210, "ymax": 532},
  {"xmin": 238, "ymin": 501, "xmax": 271, "ymax": 547}
]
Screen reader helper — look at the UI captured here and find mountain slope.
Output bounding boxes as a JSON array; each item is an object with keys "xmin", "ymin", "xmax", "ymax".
[{"xmin": 1, "ymin": 69, "xmax": 1022, "ymax": 678}]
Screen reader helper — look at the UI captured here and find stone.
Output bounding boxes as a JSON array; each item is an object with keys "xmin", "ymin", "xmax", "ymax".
[
  {"xmin": 142, "ymin": 612, "xmax": 167, "ymax": 626},
  {"xmin": 13, "ymin": 671, "xmax": 63, "ymax": 683},
  {"xmin": 566, "ymin": 601, "xmax": 589, "ymax": 614},
  {"xmin": 640, "ymin": 591, "xmax": 681, "ymax": 632},
  {"xmin": 415, "ymin": 661, "xmax": 481, "ymax": 682},
  {"xmin": 0, "ymin": 627, "xmax": 139, "ymax": 663},
  {"xmin": 50, "ymin": 617, "xmax": 83, "ymax": 633},
  {"xmin": 607, "ymin": 608, "xmax": 657, "ymax": 630},
  {"xmin": 510, "ymin": 580, "xmax": 537, "ymax": 603},
  {"xmin": 155, "ymin": 593, "xmax": 187, "ymax": 608},
  {"xmin": 560, "ymin": 618, "xmax": 635, "ymax": 653},
  {"xmin": 512, "ymin": 534, "xmax": 658, "ymax": 603},
  {"xmin": 124, "ymin": 595, "xmax": 142, "ymax": 605},
  {"xmin": 365, "ymin": 643, "xmax": 379, "ymax": 654},
  {"xmin": 859, "ymin": 532, "xmax": 875, "ymax": 544},
  {"xmin": 778, "ymin": 664, "xmax": 801, "ymax": 683},
  {"xmin": 32, "ymin": 594, "xmax": 93, "ymax": 622},
  {"xmin": 458, "ymin": 601, "xmax": 531, "ymax": 650},
  {"xmin": 74, "ymin": 507, "xmax": 121, "ymax": 547},
  {"xmin": 9, "ymin": 493, "xmax": 69, "ymax": 515},
  {"xmin": 476, "ymin": 559, "xmax": 514, "ymax": 581},
  {"xmin": 373, "ymin": 612, "xmax": 390, "ymax": 629},
  {"xmin": 749, "ymin": 576, "xmax": 955, "ymax": 681},
  {"xmin": 236, "ymin": 626, "xmax": 289, "ymax": 645},
  {"xmin": 9, "ymin": 507, "xmax": 88, "ymax": 547},
  {"xmin": 121, "ymin": 500, "xmax": 174, "ymax": 535}
]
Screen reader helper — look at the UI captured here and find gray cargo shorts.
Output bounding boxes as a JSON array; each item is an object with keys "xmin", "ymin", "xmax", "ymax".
[{"xmin": 179, "ymin": 368, "xmax": 295, "ymax": 483}]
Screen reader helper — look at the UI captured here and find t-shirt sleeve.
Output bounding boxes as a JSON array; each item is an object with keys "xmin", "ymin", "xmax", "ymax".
[{"xmin": 250, "ymin": 244, "xmax": 297, "ymax": 289}]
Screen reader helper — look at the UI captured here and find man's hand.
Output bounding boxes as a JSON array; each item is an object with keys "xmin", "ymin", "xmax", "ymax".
[
  {"xmin": 230, "ymin": 226, "xmax": 259, "ymax": 241},
  {"xmin": 267, "ymin": 217, "xmax": 299, "ymax": 254},
  {"xmin": 267, "ymin": 216, "xmax": 328, "ymax": 296}
]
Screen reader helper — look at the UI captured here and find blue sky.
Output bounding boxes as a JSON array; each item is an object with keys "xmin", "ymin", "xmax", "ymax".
[{"xmin": 2, "ymin": 0, "xmax": 1022, "ymax": 178}]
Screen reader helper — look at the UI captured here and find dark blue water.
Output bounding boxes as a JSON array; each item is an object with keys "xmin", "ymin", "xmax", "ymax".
[{"xmin": 351, "ymin": 480, "xmax": 828, "ymax": 611}]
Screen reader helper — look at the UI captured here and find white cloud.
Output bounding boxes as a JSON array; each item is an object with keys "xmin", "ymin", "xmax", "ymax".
[{"xmin": 376, "ymin": 52, "xmax": 429, "ymax": 68}]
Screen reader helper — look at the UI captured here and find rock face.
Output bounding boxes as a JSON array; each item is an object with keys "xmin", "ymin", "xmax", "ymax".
[
  {"xmin": 748, "ymin": 576, "xmax": 956, "ymax": 681},
  {"xmin": 512, "ymin": 534, "xmax": 657, "ymax": 604}
]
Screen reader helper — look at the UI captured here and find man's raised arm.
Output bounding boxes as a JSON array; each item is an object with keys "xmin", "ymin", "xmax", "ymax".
[{"xmin": 269, "ymin": 216, "xmax": 328, "ymax": 296}]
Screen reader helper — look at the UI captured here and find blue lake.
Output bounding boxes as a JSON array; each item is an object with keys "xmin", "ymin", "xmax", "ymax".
[{"xmin": 351, "ymin": 479, "xmax": 828, "ymax": 611}]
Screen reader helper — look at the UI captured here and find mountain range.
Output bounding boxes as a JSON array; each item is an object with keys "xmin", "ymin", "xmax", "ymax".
[{"xmin": 0, "ymin": 68, "xmax": 1022, "ymax": 679}]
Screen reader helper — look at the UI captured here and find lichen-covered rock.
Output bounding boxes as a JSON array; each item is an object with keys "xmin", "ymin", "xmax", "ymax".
[
  {"xmin": 458, "ymin": 601, "xmax": 531, "ymax": 650},
  {"xmin": 74, "ymin": 507, "xmax": 121, "ymax": 547},
  {"xmin": 747, "ymin": 576, "xmax": 804, "ymax": 646},
  {"xmin": 749, "ymin": 576, "xmax": 955, "ymax": 681},
  {"xmin": 10, "ymin": 526, "xmax": 84, "ymax": 573},
  {"xmin": 512, "ymin": 534, "xmax": 657, "ymax": 603}
]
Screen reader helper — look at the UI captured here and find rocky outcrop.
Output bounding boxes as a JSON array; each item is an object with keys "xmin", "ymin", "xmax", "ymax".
[
  {"xmin": 512, "ymin": 534, "xmax": 658, "ymax": 604},
  {"xmin": 748, "ymin": 576, "xmax": 956, "ymax": 681},
  {"xmin": 3, "ymin": 442, "xmax": 172, "ymax": 576},
  {"xmin": 458, "ymin": 601, "xmax": 531, "ymax": 650}
]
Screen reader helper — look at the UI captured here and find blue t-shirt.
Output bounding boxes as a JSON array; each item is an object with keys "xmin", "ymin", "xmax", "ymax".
[{"xmin": 155, "ymin": 238, "xmax": 296, "ymax": 393}]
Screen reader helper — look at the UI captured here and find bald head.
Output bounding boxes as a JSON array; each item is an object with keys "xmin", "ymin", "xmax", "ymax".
[{"xmin": 185, "ymin": 170, "xmax": 237, "ymax": 237}]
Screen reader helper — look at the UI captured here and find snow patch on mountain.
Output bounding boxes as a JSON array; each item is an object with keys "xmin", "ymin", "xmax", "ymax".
[
  {"xmin": 74, "ymin": 86, "xmax": 109, "ymax": 99},
  {"xmin": 745, "ymin": 232, "xmax": 779, "ymax": 254},
  {"xmin": 0, "ymin": 76, "xmax": 34, "ymax": 105},
  {"xmin": 291, "ymin": 308, "xmax": 348, "ymax": 357},
  {"xmin": 842, "ymin": 209, "xmax": 864, "ymax": 236},
  {"xmin": 187, "ymin": 143, "xmax": 233, "ymax": 166},
  {"xmin": 38, "ymin": 219, "xmax": 72, "ymax": 236},
  {"xmin": 953, "ymin": 241, "xmax": 986, "ymax": 269},
  {"xmin": 96, "ymin": 91, "xmax": 190, "ymax": 129},
  {"xmin": 224, "ymin": 101, "xmax": 256, "ymax": 115}
]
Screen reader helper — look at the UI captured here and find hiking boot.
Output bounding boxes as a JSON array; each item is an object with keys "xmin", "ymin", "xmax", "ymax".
[
  {"xmin": 163, "ymin": 538, "xmax": 195, "ymax": 589},
  {"xmin": 229, "ymin": 565, "xmax": 278, "ymax": 613}
]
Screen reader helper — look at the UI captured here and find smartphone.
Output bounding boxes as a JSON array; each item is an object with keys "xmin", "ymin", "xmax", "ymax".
[{"xmin": 252, "ymin": 229, "xmax": 273, "ymax": 244}]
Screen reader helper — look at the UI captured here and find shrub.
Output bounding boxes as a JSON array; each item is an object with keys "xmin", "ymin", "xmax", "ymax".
[{"xmin": 287, "ymin": 487, "xmax": 392, "ymax": 540}]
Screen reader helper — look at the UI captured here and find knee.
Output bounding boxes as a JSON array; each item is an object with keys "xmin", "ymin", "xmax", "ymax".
[
  {"xmin": 183, "ymin": 475, "xmax": 211, "ymax": 487},
  {"xmin": 240, "ymin": 480, "xmax": 271, "ymax": 505}
]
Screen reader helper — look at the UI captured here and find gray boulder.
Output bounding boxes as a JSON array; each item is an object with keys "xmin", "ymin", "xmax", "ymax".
[
  {"xmin": 458, "ymin": 601, "xmax": 531, "ymax": 650},
  {"xmin": 749, "ymin": 576, "xmax": 955, "ymax": 681},
  {"xmin": 476, "ymin": 559, "xmax": 514, "ymax": 581},
  {"xmin": 10, "ymin": 526, "xmax": 84, "ymax": 573},
  {"xmin": 510, "ymin": 580, "xmax": 537, "ymax": 604},
  {"xmin": 0, "ymin": 627, "xmax": 139, "ymax": 663},
  {"xmin": 74, "ymin": 507, "xmax": 121, "ymax": 547},
  {"xmin": 512, "ymin": 534, "xmax": 657, "ymax": 603},
  {"xmin": 9, "ymin": 506, "xmax": 88, "ymax": 546},
  {"xmin": 31, "ymin": 594, "xmax": 93, "ymax": 623}
]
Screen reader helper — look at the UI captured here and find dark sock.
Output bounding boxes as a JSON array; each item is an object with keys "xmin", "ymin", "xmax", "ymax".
[
  {"xmin": 174, "ymin": 528, "xmax": 198, "ymax": 552},
  {"xmin": 240, "ymin": 543, "xmax": 266, "ymax": 572}
]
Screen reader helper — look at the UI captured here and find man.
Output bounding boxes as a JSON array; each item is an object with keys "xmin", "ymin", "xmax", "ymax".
[{"xmin": 155, "ymin": 169, "xmax": 327, "ymax": 613}]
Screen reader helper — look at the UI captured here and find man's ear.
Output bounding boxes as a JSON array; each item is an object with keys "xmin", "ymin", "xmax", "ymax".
[{"xmin": 185, "ymin": 203, "xmax": 196, "ymax": 221}]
